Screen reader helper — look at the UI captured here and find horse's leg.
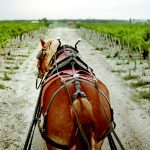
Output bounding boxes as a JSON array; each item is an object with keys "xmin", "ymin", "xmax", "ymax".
[
  {"xmin": 90, "ymin": 132, "xmax": 104, "ymax": 150},
  {"xmin": 95, "ymin": 140, "xmax": 104, "ymax": 150},
  {"xmin": 69, "ymin": 145, "xmax": 76, "ymax": 150}
]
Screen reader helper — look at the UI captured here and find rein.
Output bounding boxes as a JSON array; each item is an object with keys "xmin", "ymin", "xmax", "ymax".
[
  {"xmin": 36, "ymin": 53, "xmax": 46, "ymax": 89},
  {"xmin": 23, "ymin": 88, "xmax": 42, "ymax": 150}
]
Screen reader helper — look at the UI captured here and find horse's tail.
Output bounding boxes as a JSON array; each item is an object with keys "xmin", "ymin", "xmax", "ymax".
[{"xmin": 71, "ymin": 97, "xmax": 96, "ymax": 150}]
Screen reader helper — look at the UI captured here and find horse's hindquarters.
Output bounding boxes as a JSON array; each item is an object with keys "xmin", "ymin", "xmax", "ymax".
[{"xmin": 40, "ymin": 74, "xmax": 112, "ymax": 147}]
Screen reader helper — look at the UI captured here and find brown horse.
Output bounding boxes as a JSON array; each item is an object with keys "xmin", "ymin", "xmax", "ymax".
[{"xmin": 36, "ymin": 39, "xmax": 114, "ymax": 150}]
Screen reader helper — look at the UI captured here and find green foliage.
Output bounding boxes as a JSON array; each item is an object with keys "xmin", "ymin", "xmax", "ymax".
[
  {"xmin": 77, "ymin": 23, "xmax": 150, "ymax": 53},
  {"xmin": 130, "ymin": 80, "xmax": 150, "ymax": 88},
  {"xmin": 123, "ymin": 75, "xmax": 138, "ymax": 80},
  {"xmin": 0, "ymin": 21, "xmax": 47, "ymax": 48},
  {"xmin": 0, "ymin": 84, "xmax": 7, "ymax": 89},
  {"xmin": 3, "ymin": 72, "xmax": 11, "ymax": 81},
  {"xmin": 139, "ymin": 91, "xmax": 150, "ymax": 100}
]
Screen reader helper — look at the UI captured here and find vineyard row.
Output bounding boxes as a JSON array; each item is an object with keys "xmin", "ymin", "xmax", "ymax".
[
  {"xmin": 76, "ymin": 23, "xmax": 150, "ymax": 58},
  {"xmin": 0, "ymin": 22, "xmax": 49, "ymax": 48}
]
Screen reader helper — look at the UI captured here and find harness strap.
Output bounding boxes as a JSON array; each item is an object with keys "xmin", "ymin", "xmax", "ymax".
[
  {"xmin": 62, "ymin": 79, "xmax": 90, "ymax": 150},
  {"xmin": 94, "ymin": 79, "xmax": 125, "ymax": 150},
  {"xmin": 46, "ymin": 54, "xmax": 94, "ymax": 78},
  {"xmin": 44, "ymin": 80, "xmax": 74, "ymax": 115},
  {"xmin": 40, "ymin": 131, "xmax": 68, "ymax": 149}
]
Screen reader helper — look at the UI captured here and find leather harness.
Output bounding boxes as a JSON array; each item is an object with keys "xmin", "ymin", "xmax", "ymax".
[
  {"xmin": 45, "ymin": 45, "xmax": 94, "ymax": 79},
  {"xmin": 24, "ymin": 44, "xmax": 125, "ymax": 150},
  {"xmin": 37, "ymin": 45, "xmax": 115, "ymax": 149}
]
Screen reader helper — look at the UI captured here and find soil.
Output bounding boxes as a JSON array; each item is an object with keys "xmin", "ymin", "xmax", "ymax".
[{"xmin": 0, "ymin": 27, "xmax": 150, "ymax": 150}]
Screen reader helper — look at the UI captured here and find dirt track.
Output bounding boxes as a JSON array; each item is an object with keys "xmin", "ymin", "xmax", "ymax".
[{"xmin": 0, "ymin": 27, "xmax": 150, "ymax": 150}]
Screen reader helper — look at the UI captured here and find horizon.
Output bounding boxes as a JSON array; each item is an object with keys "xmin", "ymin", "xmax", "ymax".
[
  {"xmin": 0, "ymin": 18, "xmax": 149, "ymax": 21},
  {"xmin": 0, "ymin": 0, "xmax": 150, "ymax": 20}
]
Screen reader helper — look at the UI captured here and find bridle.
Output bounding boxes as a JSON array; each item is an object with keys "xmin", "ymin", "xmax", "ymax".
[
  {"xmin": 37, "ymin": 51, "xmax": 46, "ymax": 74},
  {"xmin": 36, "ymin": 47, "xmax": 54, "ymax": 89}
]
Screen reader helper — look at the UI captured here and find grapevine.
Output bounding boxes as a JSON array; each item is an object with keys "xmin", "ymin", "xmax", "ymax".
[
  {"xmin": 76, "ymin": 23, "xmax": 150, "ymax": 56},
  {"xmin": 0, "ymin": 22, "xmax": 48, "ymax": 48}
]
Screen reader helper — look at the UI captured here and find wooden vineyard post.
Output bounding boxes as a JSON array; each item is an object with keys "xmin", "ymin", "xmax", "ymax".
[
  {"xmin": 107, "ymin": 35, "xmax": 111, "ymax": 58},
  {"xmin": 139, "ymin": 44, "xmax": 143, "ymax": 64},
  {"xmin": 134, "ymin": 58, "xmax": 137, "ymax": 70},
  {"xmin": 129, "ymin": 68, "xmax": 131, "ymax": 77},
  {"xmin": 117, "ymin": 38, "xmax": 121, "ymax": 59},
  {"xmin": 127, "ymin": 41, "xmax": 131, "ymax": 64},
  {"xmin": 148, "ymin": 51, "xmax": 150, "ymax": 69}
]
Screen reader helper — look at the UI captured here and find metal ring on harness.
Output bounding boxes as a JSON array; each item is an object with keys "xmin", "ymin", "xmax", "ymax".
[{"xmin": 36, "ymin": 76, "xmax": 44, "ymax": 89}]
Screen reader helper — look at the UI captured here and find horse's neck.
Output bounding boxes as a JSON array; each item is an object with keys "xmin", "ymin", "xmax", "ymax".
[{"xmin": 45, "ymin": 52, "xmax": 54, "ymax": 71}]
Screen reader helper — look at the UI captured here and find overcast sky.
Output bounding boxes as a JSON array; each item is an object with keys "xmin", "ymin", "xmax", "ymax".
[{"xmin": 0, "ymin": 0, "xmax": 149, "ymax": 20}]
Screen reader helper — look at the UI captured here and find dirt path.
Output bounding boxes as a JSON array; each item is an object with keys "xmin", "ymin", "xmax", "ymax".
[{"xmin": 0, "ymin": 27, "xmax": 150, "ymax": 150}]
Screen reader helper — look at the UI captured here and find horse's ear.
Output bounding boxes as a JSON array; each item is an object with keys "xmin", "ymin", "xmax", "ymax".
[{"xmin": 40, "ymin": 39, "xmax": 45, "ymax": 47}]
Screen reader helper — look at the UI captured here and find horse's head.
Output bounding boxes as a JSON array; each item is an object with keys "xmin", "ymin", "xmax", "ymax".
[{"xmin": 36, "ymin": 39, "xmax": 59, "ymax": 78}]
